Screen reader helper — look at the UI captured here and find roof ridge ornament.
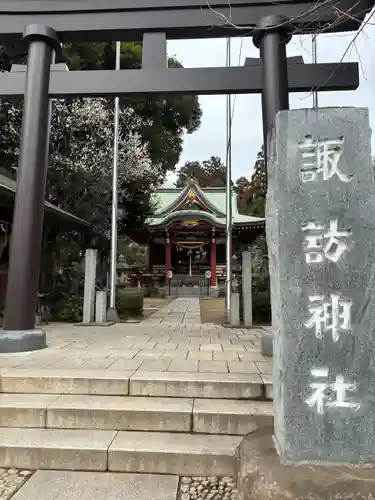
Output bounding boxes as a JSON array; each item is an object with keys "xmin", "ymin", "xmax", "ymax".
[
  {"xmin": 187, "ymin": 188, "xmax": 197, "ymax": 204},
  {"xmin": 188, "ymin": 176, "xmax": 198, "ymax": 186}
]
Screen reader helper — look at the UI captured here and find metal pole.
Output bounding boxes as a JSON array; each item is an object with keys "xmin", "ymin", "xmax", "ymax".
[
  {"xmin": 225, "ymin": 37, "xmax": 233, "ymax": 323},
  {"xmin": 254, "ymin": 15, "xmax": 291, "ymax": 163},
  {"xmin": 2, "ymin": 25, "xmax": 60, "ymax": 352},
  {"xmin": 107, "ymin": 41, "xmax": 121, "ymax": 322},
  {"xmin": 312, "ymin": 35, "xmax": 318, "ymax": 108}
]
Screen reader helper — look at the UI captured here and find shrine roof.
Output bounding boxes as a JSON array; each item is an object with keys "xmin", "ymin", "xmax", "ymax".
[
  {"xmin": 147, "ymin": 179, "xmax": 264, "ymax": 228},
  {"xmin": 0, "ymin": 171, "xmax": 92, "ymax": 229}
]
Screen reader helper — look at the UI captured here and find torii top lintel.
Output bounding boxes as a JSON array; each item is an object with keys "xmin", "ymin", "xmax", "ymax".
[{"xmin": 0, "ymin": 0, "xmax": 372, "ymax": 42}]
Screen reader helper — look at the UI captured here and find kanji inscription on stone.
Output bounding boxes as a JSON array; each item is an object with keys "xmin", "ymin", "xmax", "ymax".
[
  {"xmin": 305, "ymin": 368, "xmax": 360, "ymax": 414},
  {"xmin": 305, "ymin": 293, "xmax": 352, "ymax": 342},
  {"xmin": 302, "ymin": 219, "xmax": 351, "ymax": 264},
  {"xmin": 298, "ymin": 134, "xmax": 352, "ymax": 183}
]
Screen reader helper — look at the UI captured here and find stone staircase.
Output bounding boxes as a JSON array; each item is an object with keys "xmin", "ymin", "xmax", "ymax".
[{"xmin": 0, "ymin": 369, "xmax": 273, "ymax": 475}]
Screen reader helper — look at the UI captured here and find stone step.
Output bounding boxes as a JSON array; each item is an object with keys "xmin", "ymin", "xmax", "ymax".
[
  {"xmin": 130, "ymin": 371, "xmax": 264, "ymax": 399},
  {"xmin": 108, "ymin": 431, "xmax": 242, "ymax": 475},
  {"xmin": 0, "ymin": 394, "xmax": 274, "ymax": 435},
  {"xmin": 0, "ymin": 427, "xmax": 115, "ymax": 471},
  {"xmin": 0, "ymin": 369, "xmax": 268, "ymax": 400},
  {"xmin": 193, "ymin": 399, "xmax": 273, "ymax": 435},
  {"xmin": 47, "ymin": 395, "xmax": 193, "ymax": 432},
  {"xmin": 0, "ymin": 428, "xmax": 241, "ymax": 475},
  {"xmin": 0, "ymin": 370, "xmax": 133, "ymax": 396}
]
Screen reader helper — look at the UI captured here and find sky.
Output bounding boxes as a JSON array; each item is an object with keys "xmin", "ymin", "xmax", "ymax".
[{"xmin": 166, "ymin": 10, "xmax": 375, "ymax": 186}]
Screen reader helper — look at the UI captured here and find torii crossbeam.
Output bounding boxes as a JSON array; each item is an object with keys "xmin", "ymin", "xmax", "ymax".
[{"xmin": 0, "ymin": 61, "xmax": 359, "ymax": 98}]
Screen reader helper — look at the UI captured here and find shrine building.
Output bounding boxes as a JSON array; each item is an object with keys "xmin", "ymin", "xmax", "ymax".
[{"xmin": 145, "ymin": 179, "xmax": 264, "ymax": 291}]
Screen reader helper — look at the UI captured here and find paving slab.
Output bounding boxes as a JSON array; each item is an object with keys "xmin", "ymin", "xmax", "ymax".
[
  {"xmin": 168, "ymin": 360, "xmax": 199, "ymax": 372},
  {"xmin": 109, "ymin": 431, "xmax": 241, "ymax": 475},
  {"xmin": 160, "ymin": 350, "xmax": 188, "ymax": 360},
  {"xmin": 138, "ymin": 359, "xmax": 171, "ymax": 371},
  {"xmin": 255, "ymin": 361, "xmax": 273, "ymax": 375},
  {"xmin": 12, "ymin": 470, "xmax": 178, "ymax": 500},
  {"xmin": 198, "ymin": 361, "xmax": 228, "ymax": 373},
  {"xmin": 238, "ymin": 352, "xmax": 265, "ymax": 362},
  {"xmin": 187, "ymin": 351, "xmax": 213, "ymax": 361},
  {"xmin": 0, "ymin": 428, "xmax": 116, "ymax": 470},
  {"xmin": 227, "ymin": 361, "xmax": 258, "ymax": 374},
  {"xmin": 107, "ymin": 359, "xmax": 142, "ymax": 371},
  {"xmin": 47, "ymin": 395, "xmax": 193, "ymax": 432},
  {"xmin": 214, "ymin": 352, "xmax": 240, "ymax": 361}
]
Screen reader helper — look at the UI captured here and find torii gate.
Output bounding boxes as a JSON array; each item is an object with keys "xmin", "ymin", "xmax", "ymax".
[{"xmin": 0, "ymin": 0, "xmax": 372, "ymax": 352}]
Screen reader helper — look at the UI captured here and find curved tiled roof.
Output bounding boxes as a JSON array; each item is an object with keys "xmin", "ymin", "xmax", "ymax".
[{"xmin": 148, "ymin": 180, "xmax": 264, "ymax": 227}]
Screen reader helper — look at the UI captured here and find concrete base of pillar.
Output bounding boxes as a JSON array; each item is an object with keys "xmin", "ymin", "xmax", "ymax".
[
  {"xmin": 261, "ymin": 333, "xmax": 273, "ymax": 357},
  {"xmin": 0, "ymin": 329, "xmax": 47, "ymax": 353},
  {"xmin": 238, "ymin": 427, "xmax": 375, "ymax": 500},
  {"xmin": 106, "ymin": 307, "xmax": 120, "ymax": 323}
]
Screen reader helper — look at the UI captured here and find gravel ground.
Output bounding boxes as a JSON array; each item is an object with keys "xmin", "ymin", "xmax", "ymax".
[
  {"xmin": 178, "ymin": 476, "xmax": 238, "ymax": 500},
  {"xmin": 0, "ymin": 469, "xmax": 33, "ymax": 499}
]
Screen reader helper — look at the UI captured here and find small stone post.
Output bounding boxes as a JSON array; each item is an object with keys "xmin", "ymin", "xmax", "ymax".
[
  {"xmin": 230, "ymin": 293, "xmax": 240, "ymax": 326},
  {"xmin": 95, "ymin": 291, "xmax": 107, "ymax": 324},
  {"xmin": 242, "ymin": 251, "xmax": 253, "ymax": 327},
  {"xmin": 83, "ymin": 249, "xmax": 98, "ymax": 324}
]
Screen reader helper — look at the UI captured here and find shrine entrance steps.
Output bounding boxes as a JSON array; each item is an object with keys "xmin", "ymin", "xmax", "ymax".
[
  {"xmin": 0, "ymin": 313, "xmax": 272, "ymax": 476},
  {"xmin": 167, "ymin": 275, "xmax": 212, "ymax": 298}
]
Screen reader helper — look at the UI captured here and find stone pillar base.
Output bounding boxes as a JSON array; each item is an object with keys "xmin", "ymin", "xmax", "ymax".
[
  {"xmin": 238, "ymin": 427, "xmax": 375, "ymax": 500},
  {"xmin": 0, "ymin": 329, "xmax": 47, "ymax": 353},
  {"xmin": 261, "ymin": 333, "xmax": 273, "ymax": 357}
]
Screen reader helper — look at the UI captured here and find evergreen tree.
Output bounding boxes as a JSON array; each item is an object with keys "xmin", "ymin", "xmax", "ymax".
[
  {"xmin": 175, "ymin": 156, "xmax": 226, "ymax": 187},
  {"xmin": 236, "ymin": 147, "xmax": 266, "ymax": 217}
]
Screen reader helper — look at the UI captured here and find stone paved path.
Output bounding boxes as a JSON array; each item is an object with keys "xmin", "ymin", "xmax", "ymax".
[
  {"xmin": 144, "ymin": 298, "xmax": 202, "ymax": 325},
  {"xmin": 0, "ymin": 299, "xmax": 271, "ymax": 378}
]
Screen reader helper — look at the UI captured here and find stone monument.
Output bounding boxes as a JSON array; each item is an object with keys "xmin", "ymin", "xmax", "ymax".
[
  {"xmin": 242, "ymin": 251, "xmax": 253, "ymax": 327},
  {"xmin": 268, "ymin": 107, "xmax": 375, "ymax": 463},
  {"xmin": 83, "ymin": 249, "xmax": 97, "ymax": 324}
]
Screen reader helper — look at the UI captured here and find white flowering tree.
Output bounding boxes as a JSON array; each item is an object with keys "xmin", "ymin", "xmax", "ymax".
[
  {"xmin": 47, "ymin": 98, "xmax": 163, "ymax": 235},
  {"xmin": 0, "ymin": 96, "xmax": 163, "ymax": 235}
]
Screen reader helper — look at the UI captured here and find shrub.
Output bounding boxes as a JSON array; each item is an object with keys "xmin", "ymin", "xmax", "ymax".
[
  {"xmin": 252, "ymin": 289, "xmax": 271, "ymax": 324},
  {"xmin": 54, "ymin": 294, "xmax": 83, "ymax": 323},
  {"xmin": 144, "ymin": 286, "xmax": 165, "ymax": 298},
  {"xmin": 143, "ymin": 286, "xmax": 158, "ymax": 298},
  {"xmin": 116, "ymin": 287, "xmax": 144, "ymax": 320}
]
